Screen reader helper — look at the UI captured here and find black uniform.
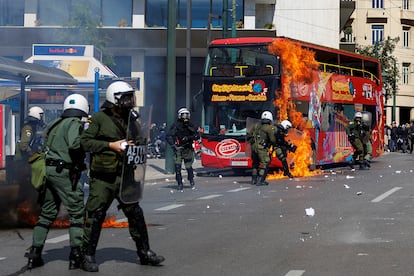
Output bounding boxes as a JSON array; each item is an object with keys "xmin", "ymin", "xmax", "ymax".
[
  {"xmin": 274, "ymin": 124, "xmax": 296, "ymax": 178},
  {"xmin": 166, "ymin": 119, "xmax": 199, "ymax": 190}
]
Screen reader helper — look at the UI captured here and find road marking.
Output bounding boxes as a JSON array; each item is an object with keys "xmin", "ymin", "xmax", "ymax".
[
  {"xmin": 371, "ymin": 187, "xmax": 402, "ymax": 203},
  {"xmin": 227, "ymin": 187, "xmax": 251, "ymax": 192},
  {"xmin": 46, "ymin": 234, "xmax": 69, "ymax": 244},
  {"xmin": 197, "ymin": 194, "xmax": 223, "ymax": 200},
  {"xmin": 285, "ymin": 270, "xmax": 305, "ymax": 276},
  {"xmin": 155, "ymin": 204, "xmax": 185, "ymax": 211},
  {"xmin": 0, "ymin": 257, "xmax": 6, "ymax": 261}
]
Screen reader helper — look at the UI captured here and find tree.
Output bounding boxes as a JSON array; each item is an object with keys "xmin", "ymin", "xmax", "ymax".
[
  {"xmin": 54, "ymin": 1, "xmax": 115, "ymax": 66},
  {"xmin": 355, "ymin": 36, "xmax": 399, "ymax": 101}
]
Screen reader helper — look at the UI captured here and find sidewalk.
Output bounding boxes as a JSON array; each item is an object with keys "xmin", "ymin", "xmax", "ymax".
[{"xmin": 144, "ymin": 157, "xmax": 201, "ymax": 182}]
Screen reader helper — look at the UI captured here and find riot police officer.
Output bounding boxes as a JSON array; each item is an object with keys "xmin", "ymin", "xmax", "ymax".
[
  {"xmin": 80, "ymin": 81, "xmax": 164, "ymax": 272},
  {"xmin": 15, "ymin": 106, "xmax": 45, "ymax": 162},
  {"xmin": 274, "ymin": 120, "xmax": 296, "ymax": 179},
  {"xmin": 14, "ymin": 106, "xmax": 46, "ymax": 204},
  {"xmin": 166, "ymin": 107, "xmax": 199, "ymax": 191},
  {"xmin": 346, "ymin": 111, "xmax": 369, "ymax": 170},
  {"xmin": 248, "ymin": 111, "xmax": 276, "ymax": 186},
  {"xmin": 25, "ymin": 94, "xmax": 89, "ymax": 270}
]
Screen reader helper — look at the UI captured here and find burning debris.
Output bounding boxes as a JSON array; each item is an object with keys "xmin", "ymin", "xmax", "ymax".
[{"xmin": 16, "ymin": 201, "xmax": 130, "ymax": 228}]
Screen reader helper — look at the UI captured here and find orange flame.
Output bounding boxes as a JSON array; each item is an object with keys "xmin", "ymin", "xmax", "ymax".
[
  {"xmin": 16, "ymin": 201, "xmax": 130, "ymax": 228},
  {"xmin": 266, "ymin": 39, "xmax": 322, "ymax": 179}
]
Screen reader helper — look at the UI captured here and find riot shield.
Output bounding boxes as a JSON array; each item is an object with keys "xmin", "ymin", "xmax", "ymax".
[{"xmin": 119, "ymin": 110, "xmax": 147, "ymax": 204}]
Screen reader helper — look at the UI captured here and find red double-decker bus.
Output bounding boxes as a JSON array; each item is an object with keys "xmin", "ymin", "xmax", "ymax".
[{"xmin": 199, "ymin": 37, "xmax": 384, "ymax": 173}]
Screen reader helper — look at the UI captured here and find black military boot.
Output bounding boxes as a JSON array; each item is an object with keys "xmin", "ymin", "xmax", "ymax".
[
  {"xmin": 256, "ymin": 174, "xmax": 269, "ymax": 186},
  {"xmin": 175, "ymin": 164, "xmax": 183, "ymax": 191},
  {"xmin": 187, "ymin": 167, "xmax": 195, "ymax": 189},
  {"xmin": 251, "ymin": 175, "xmax": 258, "ymax": 185},
  {"xmin": 359, "ymin": 161, "xmax": 368, "ymax": 170},
  {"xmin": 25, "ymin": 246, "xmax": 44, "ymax": 270},
  {"xmin": 283, "ymin": 170, "xmax": 294, "ymax": 178},
  {"xmin": 81, "ymin": 209, "xmax": 105, "ymax": 272},
  {"xmin": 81, "ymin": 254, "xmax": 99, "ymax": 272},
  {"xmin": 137, "ymin": 249, "xmax": 165, "ymax": 266},
  {"xmin": 69, "ymin": 247, "xmax": 82, "ymax": 270},
  {"xmin": 282, "ymin": 160, "xmax": 294, "ymax": 178}
]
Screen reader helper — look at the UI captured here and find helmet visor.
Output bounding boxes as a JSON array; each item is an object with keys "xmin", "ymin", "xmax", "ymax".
[
  {"xmin": 115, "ymin": 92, "xmax": 135, "ymax": 108},
  {"xmin": 180, "ymin": 112, "xmax": 190, "ymax": 119}
]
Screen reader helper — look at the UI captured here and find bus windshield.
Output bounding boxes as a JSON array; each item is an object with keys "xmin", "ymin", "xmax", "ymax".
[
  {"xmin": 204, "ymin": 101, "xmax": 275, "ymax": 136},
  {"xmin": 204, "ymin": 45, "xmax": 280, "ymax": 77}
]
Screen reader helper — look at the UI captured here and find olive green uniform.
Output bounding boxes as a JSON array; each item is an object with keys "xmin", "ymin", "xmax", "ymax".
[
  {"xmin": 249, "ymin": 122, "xmax": 276, "ymax": 185},
  {"xmin": 362, "ymin": 125, "xmax": 372, "ymax": 164},
  {"xmin": 31, "ymin": 117, "xmax": 85, "ymax": 249},
  {"xmin": 14, "ymin": 118, "xmax": 44, "ymax": 203},
  {"xmin": 80, "ymin": 110, "xmax": 153, "ymax": 263}
]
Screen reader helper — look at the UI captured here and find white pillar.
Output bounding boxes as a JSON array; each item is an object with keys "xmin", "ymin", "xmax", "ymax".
[
  {"xmin": 133, "ymin": 0, "xmax": 145, "ymax": 28},
  {"xmin": 131, "ymin": 50, "xmax": 145, "ymax": 107},
  {"xmin": 24, "ymin": 0, "xmax": 38, "ymax": 27},
  {"xmin": 244, "ymin": 0, "xmax": 256, "ymax": 29}
]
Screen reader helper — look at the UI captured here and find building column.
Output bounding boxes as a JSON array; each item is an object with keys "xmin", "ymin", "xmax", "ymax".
[
  {"xmin": 133, "ymin": 0, "xmax": 145, "ymax": 28},
  {"xmin": 24, "ymin": 0, "xmax": 38, "ymax": 27},
  {"xmin": 131, "ymin": 50, "xmax": 145, "ymax": 107},
  {"xmin": 244, "ymin": 0, "xmax": 256, "ymax": 29}
]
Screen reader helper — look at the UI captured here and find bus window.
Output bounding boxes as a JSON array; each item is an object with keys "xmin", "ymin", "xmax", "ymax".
[{"xmin": 205, "ymin": 45, "xmax": 279, "ymax": 77}]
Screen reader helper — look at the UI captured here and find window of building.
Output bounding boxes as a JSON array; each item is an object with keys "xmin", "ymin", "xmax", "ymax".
[
  {"xmin": 38, "ymin": 0, "xmax": 70, "ymax": 26},
  {"xmin": 146, "ymin": 0, "xmax": 243, "ymax": 28},
  {"xmin": 371, "ymin": 25, "xmax": 384, "ymax": 45},
  {"xmin": 403, "ymin": 27, "xmax": 410, "ymax": 48},
  {"xmin": 102, "ymin": 0, "xmax": 132, "ymax": 27},
  {"xmin": 0, "ymin": 0, "xmax": 24, "ymax": 26},
  {"xmin": 402, "ymin": 63, "xmax": 410, "ymax": 84},
  {"xmin": 403, "ymin": 0, "xmax": 409, "ymax": 10},
  {"xmin": 372, "ymin": 0, "xmax": 384, "ymax": 8},
  {"xmin": 110, "ymin": 56, "xmax": 132, "ymax": 77},
  {"xmin": 38, "ymin": 0, "xmax": 131, "ymax": 27}
]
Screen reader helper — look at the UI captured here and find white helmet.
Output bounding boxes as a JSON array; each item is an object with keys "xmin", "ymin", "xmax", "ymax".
[
  {"xmin": 261, "ymin": 111, "xmax": 273, "ymax": 121},
  {"xmin": 281, "ymin": 120, "xmax": 292, "ymax": 130},
  {"xmin": 63, "ymin": 94, "xmax": 89, "ymax": 116},
  {"xmin": 28, "ymin": 106, "xmax": 44, "ymax": 121},
  {"xmin": 354, "ymin": 111, "xmax": 363, "ymax": 119},
  {"xmin": 178, "ymin": 107, "xmax": 190, "ymax": 119},
  {"xmin": 106, "ymin": 81, "xmax": 135, "ymax": 106}
]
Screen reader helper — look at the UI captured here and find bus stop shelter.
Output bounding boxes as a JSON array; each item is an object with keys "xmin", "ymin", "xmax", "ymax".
[{"xmin": 0, "ymin": 56, "xmax": 77, "ymax": 127}]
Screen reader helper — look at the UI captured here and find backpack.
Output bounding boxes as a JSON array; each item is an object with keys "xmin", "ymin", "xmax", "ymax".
[{"xmin": 251, "ymin": 123, "xmax": 266, "ymax": 148}]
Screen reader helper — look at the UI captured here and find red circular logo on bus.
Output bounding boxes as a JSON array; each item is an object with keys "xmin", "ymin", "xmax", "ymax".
[{"xmin": 215, "ymin": 139, "xmax": 241, "ymax": 157}]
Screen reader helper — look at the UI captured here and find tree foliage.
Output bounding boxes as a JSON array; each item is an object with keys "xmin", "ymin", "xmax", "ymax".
[
  {"xmin": 54, "ymin": 1, "xmax": 115, "ymax": 66},
  {"xmin": 355, "ymin": 36, "xmax": 399, "ymax": 101}
]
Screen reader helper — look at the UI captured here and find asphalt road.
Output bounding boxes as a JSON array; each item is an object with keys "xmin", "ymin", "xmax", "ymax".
[{"xmin": 1, "ymin": 152, "xmax": 414, "ymax": 276}]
